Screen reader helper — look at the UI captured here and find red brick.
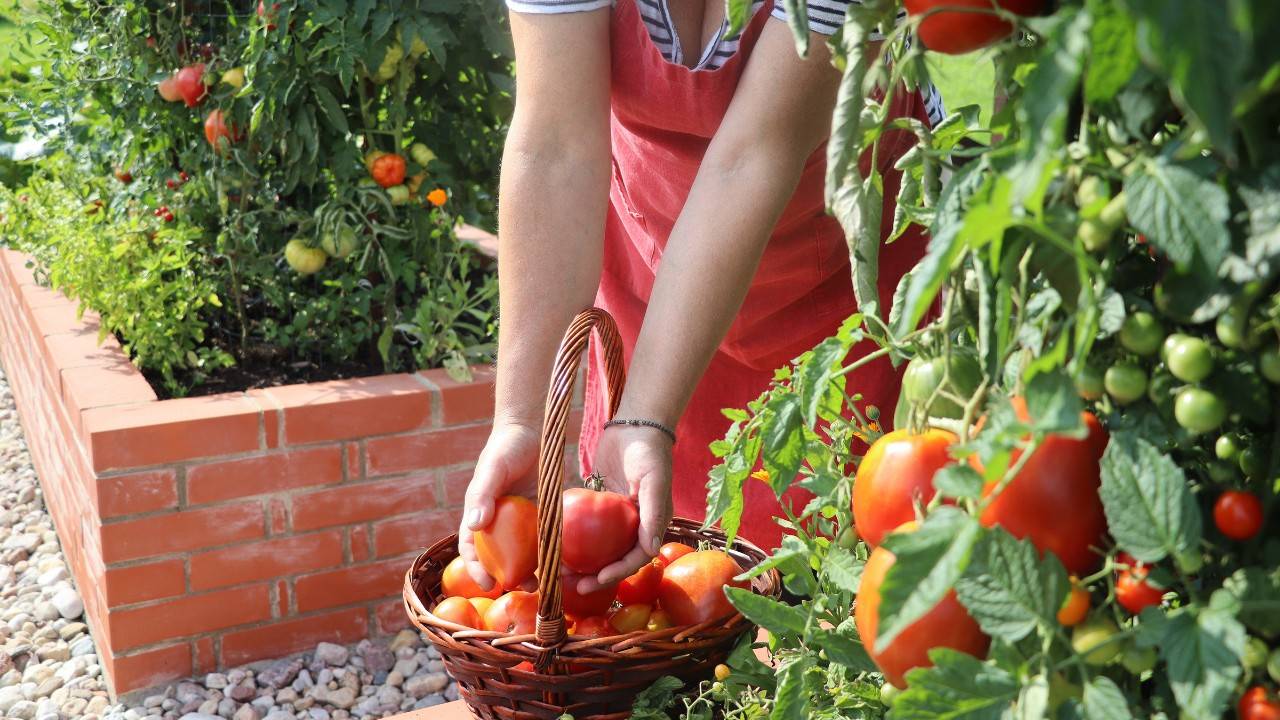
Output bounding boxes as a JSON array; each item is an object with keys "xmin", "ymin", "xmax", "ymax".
[
  {"xmin": 292, "ymin": 475, "xmax": 436, "ymax": 531},
  {"xmin": 31, "ymin": 303, "xmax": 101, "ymax": 337},
  {"xmin": 97, "ymin": 470, "xmax": 178, "ymax": 519},
  {"xmin": 275, "ymin": 580, "xmax": 288, "ymax": 617},
  {"xmin": 263, "ymin": 376, "xmax": 431, "ymax": 445},
  {"xmin": 250, "ymin": 389, "xmax": 283, "ymax": 450},
  {"xmin": 189, "ymin": 531, "xmax": 343, "ymax": 591},
  {"xmin": 186, "ymin": 446, "xmax": 342, "ymax": 505},
  {"xmin": 108, "ymin": 585, "xmax": 272, "ymax": 650},
  {"xmin": 269, "ymin": 498, "xmax": 288, "ymax": 535},
  {"xmin": 350, "ymin": 527, "xmax": 371, "ymax": 563},
  {"xmin": 345, "ymin": 442, "xmax": 361, "ymax": 480},
  {"xmin": 83, "ymin": 394, "xmax": 262, "ymax": 472},
  {"xmin": 20, "ymin": 283, "xmax": 69, "ymax": 309},
  {"xmin": 294, "ymin": 559, "xmax": 404, "ymax": 613},
  {"xmin": 101, "ymin": 503, "xmax": 264, "ymax": 563},
  {"xmin": 372, "ymin": 510, "xmax": 460, "ymax": 559},
  {"xmin": 43, "ymin": 332, "xmax": 127, "ymax": 369},
  {"xmin": 2, "ymin": 249, "xmax": 37, "ymax": 286},
  {"xmin": 193, "ymin": 637, "xmax": 215, "ymax": 675},
  {"xmin": 441, "ymin": 467, "xmax": 473, "ymax": 507},
  {"xmin": 103, "ymin": 559, "xmax": 186, "ymax": 607},
  {"xmin": 61, "ymin": 364, "xmax": 158, "ymax": 418},
  {"xmin": 365, "ymin": 424, "xmax": 489, "ymax": 476},
  {"xmin": 375, "ymin": 599, "xmax": 412, "ymax": 634},
  {"xmin": 219, "ymin": 608, "xmax": 368, "ymax": 667},
  {"xmin": 105, "ymin": 643, "xmax": 192, "ymax": 696},
  {"xmin": 419, "ymin": 367, "xmax": 495, "ymax": 425}
]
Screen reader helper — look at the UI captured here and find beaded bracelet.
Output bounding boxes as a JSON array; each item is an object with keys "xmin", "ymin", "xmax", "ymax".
[{"xmin": 603, "ymin": 418, "xmax": 677, "ymax": 445}]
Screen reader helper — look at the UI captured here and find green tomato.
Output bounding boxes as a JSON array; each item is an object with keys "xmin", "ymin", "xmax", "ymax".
[
  {"xmin": 1105, "ymin": 363, "xmax": 1148, "ymax": 405},
  {"xmin": 1120, "ymin": 645, "xmax": 1157, "ymax": 675},
  {"xmin": 836, "ymin": 526, "xmax": 858, "ymax": 549},
  {"xmin": 1216, "ymin": 434, "xmax": 1242, "ymax": 461},
  {"xmin": 1207, "ymin": 460, "xmax": 1238, "ymax": 484},
  {"xmin": 1075, "ymin": 364, "xmax": 1105, "ymax": 401},
  {"xmin": 1174, "ymin": 387, "xmax": 1227, "ymax": 434},
  {"xmin": 880, "ymin": 682, "xmax": 901, "ymax": 707},
  {"xmin": 1260, "ymin": 346, "xmax": 1280, "ymax": 385},
  {"xmin": 1175, "ymin": 548, "xmax": 1205, "ymax": 575},
  {"xmin": 1240, "ymin": 447, "xmax": 1266, "ymax": 479},
  {"xmin": 901, "ymin": 351, "xmax": 983, "ymax": 419},
  {"xmin": 1098, "ymin": 192, "xmax": 1127, "ymax": 229},
  {"xmin": 1119, "ymin": 312, "xmax": 1164, "ymax": 357},
  {"xmin": 1216, "ymin": 304, "xmax": 1263, "ymax": 350},
  {"xmin": 1076, "ymin": 176, "xmax": 1111, "ymax": 212},
  {"xmin": 1164, "ymin": 334, "xmax": 1214, "ymax": 383},
  {"xmin": 1077, "ymin": 219, "xmax": 1113, "ymax": 253},
  {"xmin": 1244, "ymin": 638, "xmax": 1270, "ymax": 669},
  {"xmin": 1268, "ymin": 648, "xmax": 1280, "ymax": 684},
  {"xmin": 319, "ymin": 225, "xmax": 360, "ymax": 259},
  {"xmin": 1072, "ymin": 616, "xmax": 1122, "ymax": 666}
]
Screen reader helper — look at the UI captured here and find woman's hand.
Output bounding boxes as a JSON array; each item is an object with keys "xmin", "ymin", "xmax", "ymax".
[
  {"xmin": 458, "ymin": 421, "xmax": 542, "ymax": 591},
  {"xmin": 573, "ymin": 424, "xmax": 674, "ymax": 594}
]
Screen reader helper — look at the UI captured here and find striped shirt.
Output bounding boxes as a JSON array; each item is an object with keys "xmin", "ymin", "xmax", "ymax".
[{"xmin": 507, "ymin": 0, "xmax": 945, "ymax": 125}]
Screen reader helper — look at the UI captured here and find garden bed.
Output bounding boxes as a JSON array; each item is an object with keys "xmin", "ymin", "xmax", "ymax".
[{"xmin": 0, "ymin": 246, "xmax": 580, "ymax": 699}]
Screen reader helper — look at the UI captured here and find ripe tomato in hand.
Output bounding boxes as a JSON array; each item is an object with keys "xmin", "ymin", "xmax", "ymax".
[
  {"xmin": 441, "ymin": 556, "xmax": 501, "ymax": 600},
  {"xmin": 484, "ymin": 591, "xmax": 538, "ymax": 634},
  {"xmin": 658, "ymin": 542, "xmax": 694, "ymax": 566},
  {"xmin": 562, "ymin": 580, "xmax": 617, "ymax": 620},
  {"xmin": 174, "ymin": 64, "xmax": 208, "ymax": 108},
  {"xmin": 1114, "ymin": 554, "xmax": 1164, "ymax": 614},
  {"xmin": 903, "ymin": 0, "xmax": 1043, "ymax": 55},
  {"xmin": 561, "ymin": 486, "xmax": 639, "ymax": 575},
  {"xmin": 855, "ymin": 534, "xmax": 990, "ymax": 688},
  {"xmin": 608, "ymin": 604, "xmax": 652, "ymax": 633},
  {"xmin": 474, "ymin": 496, "xmax": 538, "ymax": 591},
  {"xmin": 657, "ymin": 550, "xmax": 747, "ymax": 626},
  {"xmin": 1240, "ymin": 686, "xmax": 1280, "ymax": 720},
  {"xmin": 975, "ymin": 398, "xmax": 1109, "ymax": 575},
  {"xmin": 572, "ymin": 615, "xmax": 614, "ymax": 639},
  {"xmin": 369, "ymin": 153, "xmax": 407, "ymax": 189},
  {"xmin": 617, "ymin": 558, "xmax": 664, "ymax": 605},
  {"xmin": 433, "ymin": 596, "xmax": 482, "ymax": 629},
  {"xmin": 854, "ymin": 429, "xmax": 956, "ymax": 547},
  {"xmin": 1214, "ymin": 490, "xmax": 1264, "ymax": 541}
]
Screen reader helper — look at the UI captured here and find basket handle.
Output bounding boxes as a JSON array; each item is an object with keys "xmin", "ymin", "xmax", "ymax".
[{"xmin": 532, "ymin": 307, "xmax": 626, "ymax": 658}]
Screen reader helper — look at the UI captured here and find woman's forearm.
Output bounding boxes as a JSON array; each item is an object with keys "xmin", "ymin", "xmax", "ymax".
[{"xmin": 494, "ymin": 130, "xmax": 610, "ymax": 429}]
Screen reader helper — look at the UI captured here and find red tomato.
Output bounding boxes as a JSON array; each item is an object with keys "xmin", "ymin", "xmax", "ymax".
[
  {"xmin": 657, "ymin": 550, "xmax": 747, "ymax": 626},
  {"xmin": 855, "ymin": 534, "xmax": 990, "ymax": 688},
  {"xmin": 257, "ymin": 0, "xmax": 281, "ymax": 29},
  {"xmin": 203, "ymin": 110, "xmax": 239, "ymax": 152},
  {"xmin": 484, "ymin": 591, "xmax": 538, "ymax": 634},
  {"xmin": 1114, "ymin": 554, "xmax": 1164, "ymax": 614},
  {"xmin": 1057, "ymin": 582, "xmax": 1089, "ymax": 627},
  {"xmin": 512, "ymin": 661, "xmax": 535, "ymax": 672},
  {"xmin": 658, "ymin": 542, "xmax": 694, "ymax": 566},
  {"xmin": 561, "ymin": 487, "xmax": 640, "ymax": 575},
  {"xmin": 433, "ymin": 596, "xmax": 482, "ymax": 629},
  {"xmin": 157, "ymin": 75, "xmax": 183, "ymax": 103},
  {"xmin": 369, "ymin": 153, "xmax": 407, "ymax": 189},
  {"xmin": 608, "ymin": 604, "xmax": 652, "ymax": 633},
  {"xmin": 114, "ymin": 169, "xmax": 133, "ymax": 184},
  {"xmin": 174, "ymin": 64, "xmax": 208, "ymax": 108},
  {"xmin": 562, "ymin": 581, "xmax": 617, "ymax": 620},
  {"xmin": 617, "ymin": 558, "xmax": 664, "ymax": 605},
  {"xmin": 441, "ymin": 556, "xmax": 502, "ymax": 600},
  {"xmin": 975, "ymin": 398, "xmax": 1109, "ymax": 575},
  {"xmin": 474, "ymin": 496, "xmax": 538, "ymax": 591},
  {"xmin": 1214, "ymin": 490, "xmax": 1264, "ymax": 541},
  {"xmin": 468, "ymin": 597, "xmax": 493, "ymax": 616},
  {"xmin": 572, "ymin": 615, "xmax": 614, "ymax": 639},
  {"xmin": 646, "ymin": 609, "xmax": 673, "ymax": 632},
  {"xmin": 903, "ymin": 0, "xmax": 1043, "ymax": 55},
  {"xmin": 1240, "ymin": 687, "xmax": 1280, "ymax": 720},
  {"xmin": 853, "ymin": 429, "xmax": 956, "ymax": 547}
]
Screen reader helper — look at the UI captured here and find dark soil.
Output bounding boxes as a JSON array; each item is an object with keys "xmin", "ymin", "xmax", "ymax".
[{"xmin": 136, "ymin": 340, "xmax": 388, "ymax": 399}]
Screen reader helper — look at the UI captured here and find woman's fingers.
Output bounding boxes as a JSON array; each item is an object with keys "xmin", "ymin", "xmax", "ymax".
[
  {"xmin": 457, "ymin": 526, "xmax": 497, "ymax": 591},
  {"xmin": 637, "ymin": 467, "xmax": 673, "ymax": 556},
  {"xmin": 591, "ymin": 544, "xmax": 653, "ymax": 589}
]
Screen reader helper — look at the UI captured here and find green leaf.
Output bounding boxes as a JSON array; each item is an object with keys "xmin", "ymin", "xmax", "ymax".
[
  {"xmin": 1084, "ymin": 0, "xmax": 1139, "ymax": 104},
  {"xmin": 1014, "ymin": 675, "xmax": 1049, "ymax": 720},
  {"xmin": 705, "ymin": 460, "xmax": 746, "ymax": 544},
  {"xmin": 954, "ymin": 528, "xmax": 1068, "ymax": 644},
  {"xmin": 1098, "ymin": 431, "xmax": 1202, "ymax": 563},
  {"xmin": 725, "ymin": 586, "xmax": 808, "ymax": 637},
  {"xmin": 814, "ymin": 618, "xmax": 877, "ymax": 673},
  {"xmin": 1083, "ymin": 677, "xmax": 1133, "ymax": 720},
  {"xmin": 740, "ymin": 535, "xmax": 819, "ymax": 598},
  {"xmin": 932, "ymin": 465, "xmax": 985, "ymax": 501},
  {"xmin": 1147, "ymin": 607, "xmax": 1246, "ymax": 720},
  {"xmin": 762, "ymin": 394, "xmax": 805, "ymax": 497},
  {"xmin": 876, "ymin": 508, "xmax": 984, "ymax": 648},
  {"xmin": 725, "ymin": 0, "xmax": 753, "ymax": 39},
  {"xmin": 797, "ymin": 335, "xmax": 851, "ymax": 426},
  {"xmin": 770, "ymin": 654, "xmax": 815, "ymax": 720},
  {"xmin": 311, "ymin": 83, "xmax": 349, "ymax": 135},
  {"xmin": 1126, "ymin": 0, "xmax": 1244, "ymax": 153},
  {"xmin": 890, "ymin": 649, "xmax": 1018, "ymax": 720},
  {"xmin": 823, "ymin": 545, "xmax": 863, "ymax": 594},
  {"xmin": 1024, "ymin": 369, "xmax": 1086, "ymax": 437},
  {"xmin": 1221, "ymin": 568, "xmax": 1280, "ymax": 638},
  {"xmin": 825, "ymin": 16, "xmax": 871, "ymax": 208},
  {"xmin": 1123, "ymin": 158, "xmax": 1230, "ymax": 269},
  {"xmin": 779, "ymin": 0, "xmax": 809, "ymax": 57},
  {"xmin": 630, "ymin": 676, "xmax": 683, "ymax": 720}
]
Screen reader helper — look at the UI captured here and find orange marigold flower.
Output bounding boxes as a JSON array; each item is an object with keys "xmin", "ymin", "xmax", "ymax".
[{"xmin": 426, "ymin": 188, "xmax": 447, "ymax": 207}]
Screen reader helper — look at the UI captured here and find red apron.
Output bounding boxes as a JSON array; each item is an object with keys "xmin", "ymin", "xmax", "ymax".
[{"xmin": 579, "ymin": 0, "xmax": 932, "ymax": 550}]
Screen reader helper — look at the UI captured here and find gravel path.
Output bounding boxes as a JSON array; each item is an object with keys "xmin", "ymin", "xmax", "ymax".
[{"xmin": 0, "ymin": 367, "xmax": 458, "ymax": 720}]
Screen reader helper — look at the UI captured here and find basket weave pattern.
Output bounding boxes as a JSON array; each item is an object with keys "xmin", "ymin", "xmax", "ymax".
[{"xmin": 402, "ymin": 308, "xmax": 781, "ymax": 719}]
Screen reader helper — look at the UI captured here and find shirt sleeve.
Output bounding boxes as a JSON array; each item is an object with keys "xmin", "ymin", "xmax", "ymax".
[{"xmin": 506, "ymin": 0, "xmax": 612, "ymax": 14}]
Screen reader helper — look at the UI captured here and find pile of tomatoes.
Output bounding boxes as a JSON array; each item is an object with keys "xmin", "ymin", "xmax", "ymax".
[{"xmin": 428, "ymin": 490, "xmax": 747, "ymax": 650}]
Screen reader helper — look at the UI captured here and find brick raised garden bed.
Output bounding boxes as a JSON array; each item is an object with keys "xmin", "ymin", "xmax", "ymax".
[{"xmin": 0, "ymin": 246, "xmax": 580, "ymax": 699}]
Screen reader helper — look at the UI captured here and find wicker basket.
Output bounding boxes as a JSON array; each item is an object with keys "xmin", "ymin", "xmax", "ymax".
[{"xmin": 402, "ymin": 307, "xmax": 781, "ymax": 720}]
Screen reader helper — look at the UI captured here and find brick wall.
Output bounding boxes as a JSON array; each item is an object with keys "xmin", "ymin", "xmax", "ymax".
[{"xmin": 0, "ymin": 249, "xmax": 583, "ymax": 697}]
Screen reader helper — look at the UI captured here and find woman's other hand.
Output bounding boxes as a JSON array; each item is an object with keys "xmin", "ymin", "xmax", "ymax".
[{"xmin": 458, "ymin": 421, "xmax": 541, "ymax": 591}]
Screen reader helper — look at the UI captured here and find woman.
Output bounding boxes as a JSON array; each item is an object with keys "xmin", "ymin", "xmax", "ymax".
[{"xmin": 459, "ymin": 0, "xmax": 938, "ymax": 593}]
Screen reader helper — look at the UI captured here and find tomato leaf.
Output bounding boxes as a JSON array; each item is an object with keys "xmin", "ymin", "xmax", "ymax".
[
  {"xmin": 954, "ymin": 528, "xmax": 1068, "ymax": 644},
  {"xmin": 762, "ymin": 394, "xmax": 805, "ymax": 498},
  {"xmin": 629, "ymin": 676, "xmax": 684, "ymax": 720},
  {"xmin": 1014, "ymin": 675, "xmax": 1049, "ymax": 720},
  {"xmin": 725, "ymin": 586, "xmax": 808, "ymax": 638},
  {"xmin": 1024, "ymin": 369, "xmax": 1086, "ymax": 437},
  {"xmin": 1083, "ymin": 676, "xmax": 1134, "ymax": 720},
  {"xmin": 813, "ymin": 617, "xmax": 876, "ymax": 673},
  {"xmin": 1083, "ymin": 0, "xmax": 1139, "ymax": 104},
  {"xmin": 933, "ymin": 465, "xmax": 985, "ymax": 501},
  {"xmin": 891, "ymin": 648, "xmax": 1018, "ymax": 719},
  {"xmin": 1123, "ymin": 158, "xmax": 1230, "ymax": 270},
  {"xmin": 875, "ymin": 508, "xmax": 984, "ymax": 649},
  {"xmin": 1221, "ymin": 568, "xmax": 1280, "ymax": 639},
  {"xmin": 822, "ymin": 545, "xmax": 862, "ymax": 594},
  {"xmin": 770, "ymin": 654, "xmax": 814, "ymax": 720},
  {"xmin": 1138, "ymin": 606, "xmax": 1245, "ymax": 720},
  {"xmin": 738, "ymin": 535, "xmax": 817, "ymax": 598},
  {"xmin": 796, "ymin": 335, "xmax": 851, "ymax": 427},
  {"xmin": 705, "ymin": 459, "xmax": 747, "ymax": 545},
  {"xmin": 1099, "ymin": 431, "xmax": 1202, "ymax": 564}
]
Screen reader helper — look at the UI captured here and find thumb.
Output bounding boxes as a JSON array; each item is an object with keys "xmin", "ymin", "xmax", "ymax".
[{"xmin": 464, "ymin": 452, "xmax": 505, "ymax": 531}]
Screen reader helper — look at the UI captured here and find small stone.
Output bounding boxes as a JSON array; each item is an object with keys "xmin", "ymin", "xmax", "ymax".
[
  {"xmin": 394, "ymin": 647, "xmax": 415, "ymax": 662},
  {"xmin": 443, "ymin": 684, "xmax": 459, "ymax": 702},
  {"xmin": 161, "ymin": 698, "xmax": 179, "ymax": 711},
  {"xmin": 274, "ymin": 688, "xmax": 297, "ymax": 705},
  {"xmin": 195, "ymin": 699, "xmax": 218, "ymax": 715},
  {"xmin": 321, "ymin": 687, "xmax": 355, "ymax": 710},
  {"xmin": 61, "ymin": 698, "xmax": 88, "ymax": 716},
  {"xmin": 391, "ymin": 658, "xmax": 418, "ymax": 677},
  {"xmin": 263, "ymin": 713, "xmax": 292, "ymax": 720},
  {"xmin": 35, "ymin": 676, "xmax": 64, "ymax": 697},
  {"xmin": 204, "ymin": 673, "xmax": 228, "ymax": 690},
  {"xmin": 33, "ymin": 604, "xmax": 60, "ymax": 623},
  {"xmin": 178, "ymin": 714, "xmax": 223, "ymax": 720},
  {"xmin": 56, "ymin": 623, "xmax": 85, "ymax": 642},
  {"xmin": 143, "ymin": 695, "xmax": 165, "ymax": 709},
  {"xmin": 232, "ymin": 704, "xmax": 260, "ymax": 720},
  {"xmin": 36, "ymin": 567, "xmax": 66, "ymax": 587},
  {"xmin": 358, "ymin": 645, "xmax": 393, "ymax": 676},
  {"xmin": 38, "ymin": 645, "xmax": 70, "ymax": 663},
  {"xmin": 387, "ymin": 631, "xmax": 418, "ymax": 653},
  {"xmin": 228, "ymin": 680, "xmax": 257, "ymax": 703},
  {"xmin": 306, "ymin": 709, "xmax": 329, "ymax": 720},
  {"xmin": 257, "ymin": 659, "xmax": 302, "ymax": 690},
  {"xmin": 312, "ymin": 643, "xmax": 347, "ymax": 667},
  {"xmin": 9, "ymin": 699, "xmax": 38, "ymax": 719},
  {"xmin": 403, "ymin": 673, "xmax": 448, "ymax": 699},
  {"xmin": 49, "ymin": 589, "xmax": 82, "ymax": 621},
  {"xmin": 425, "ymin": 659, "xmax": 445, "ymax": 673},
  {"xmin": 384, "ymin": 671, "xmax": 403, "ymax": 688},
  {"xmin": 374, "ymin": 685, "xmax": 401, "ymax": 708},
  {"xmin": 174, "ymin": 683, "xmax": 204, "ymax": 705},
  {"xmin": 69, "ymin": 637, "xmax": 94, "ymax": 657},
  {"xmin": 413, "ymin": 694, "xmax": 445, "ymax": 710}
]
